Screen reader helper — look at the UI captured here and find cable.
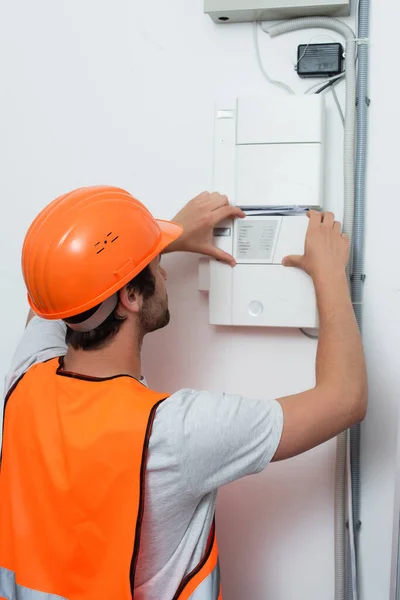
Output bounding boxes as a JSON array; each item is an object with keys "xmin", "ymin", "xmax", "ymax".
[
  {"xmin": 252, "ymin": 22, "xmax": 296, "ymax": 95},
  {"xmin": 292, "ymin": 30, "xmax": 346, "ymax": 126},
  {"xmin": 305, "ymin": 73, "xmax": 344, "ymax": 94},
  {"xmin": 311, "ymin": 72, "xmax": 345, "ymax": 126},
  {"xmin": 261, "ymin": 21, "xmax": 346, "ymax": 126},
  {"xmin": 299, "ymin": 328, "xmax": 319, "ymax": 340},
  {"xmin": 315, "ymin": 74, "xmax": 345, "ymax": 94},
  {"xmin": 309, "ymin": 74, "xmax": 346, "ymax": 127},
  {"xmin": 331, "ymin": 86, "xmax": 345, "ymax": 126}
]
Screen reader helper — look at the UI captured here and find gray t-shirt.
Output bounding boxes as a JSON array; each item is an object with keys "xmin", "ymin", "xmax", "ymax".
[{"xmin": 4, "ymin": 317, "xmax": 283, "ymax": 599}]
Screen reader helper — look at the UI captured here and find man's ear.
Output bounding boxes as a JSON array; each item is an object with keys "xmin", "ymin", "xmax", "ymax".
[{"xmin": 119, "ymin": 285, "xmax": 142, "ymax": 314}]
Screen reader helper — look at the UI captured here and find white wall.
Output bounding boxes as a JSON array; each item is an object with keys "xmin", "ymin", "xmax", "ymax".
[
  {"xmin": 359, "ymin": 3, "xmax": 400, "ymax": 599},
  {"xmin": 0, "ymin": 1, "xmax": 397, "ymax": 599}
]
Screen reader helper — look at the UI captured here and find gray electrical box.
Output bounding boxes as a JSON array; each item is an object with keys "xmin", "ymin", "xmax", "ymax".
[{"xmin": 204, "ymin": 0, "xmax": 350, "ymax": 23}]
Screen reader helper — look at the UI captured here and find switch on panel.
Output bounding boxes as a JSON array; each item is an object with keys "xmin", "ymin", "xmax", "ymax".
[{"xmin": 202, "ymin": 95, "xmax": 326, "ymax": 328}]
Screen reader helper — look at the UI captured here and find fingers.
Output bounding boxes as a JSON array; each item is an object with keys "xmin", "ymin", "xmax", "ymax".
[
  {"xmin": 321, "ymin": 212, "xmax": 334, "ymax": 228},
  {"xmin": 308, "ymin": 211, "xmax": 340, "ymax": 230},
  {"xmin": 200, "ymin": 191, "xmax": 229, "ymax": 210},
  {"xmin": 334, "ymin": 220, "xmax": 342, "ymax": 233},
  {"xmin": 307, "ymin": 210, "xmax": 323, "ymax": 228},
  {"xmin": 197, "ymin": 192, "xmax": 245, "ymax": 222},
  {"xmin": 212, "ymin": 204, "xmax": 246, "ymax": 224},
  {"xmin": 207, "ymin": 245, "xmax": 236, "ymax": 267},
  {"xmin": 282, "ymin": 255, "xmax": 303, "ymax": 269},
  {"xmin": 212, "ymin": 192, "xmax": 229, "ymax": 209}
]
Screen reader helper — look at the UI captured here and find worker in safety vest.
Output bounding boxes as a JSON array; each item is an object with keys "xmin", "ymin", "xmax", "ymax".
[{"xmin": 0, "ymin": 186, "xmax": 367, "ymax": 600}]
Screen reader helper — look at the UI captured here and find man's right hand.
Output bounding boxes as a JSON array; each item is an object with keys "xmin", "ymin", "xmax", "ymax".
[
  {"xmin": 282, "ymin": 210, "xmax": 350, "ymax": 281},
  {"xmin": 272, "ymin": 210, "xmax": 367, "ymax": 462}
]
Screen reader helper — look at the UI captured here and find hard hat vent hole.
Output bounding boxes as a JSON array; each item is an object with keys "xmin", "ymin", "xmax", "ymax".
[{"xmin": 94, "ymin": 232, "xmax": 119, "ymax": 254}]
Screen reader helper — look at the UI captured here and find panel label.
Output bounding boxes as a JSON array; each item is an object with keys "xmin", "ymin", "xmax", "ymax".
[{"xmin": 236, "ymin": 219, "xmax": 278, "ymax": 261}]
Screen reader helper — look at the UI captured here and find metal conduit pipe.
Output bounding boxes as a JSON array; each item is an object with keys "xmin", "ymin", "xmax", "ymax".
[{"xmin": 347, "ymin": 0, "xmax": 370, "ymax": 598}]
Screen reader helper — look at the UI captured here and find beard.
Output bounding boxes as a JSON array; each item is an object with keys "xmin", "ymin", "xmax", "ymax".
[{"xmin": 139, "ymin": 293, "xmax": 170, "ymax": 335}]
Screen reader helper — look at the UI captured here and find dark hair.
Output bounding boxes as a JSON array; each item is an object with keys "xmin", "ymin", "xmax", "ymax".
[{"xmin": 65, "ymin": 265, "xmax": 156, "ymax": 351}]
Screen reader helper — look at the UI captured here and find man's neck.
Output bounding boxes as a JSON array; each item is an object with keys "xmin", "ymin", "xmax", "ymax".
[{"xmin": 63, "ymin": 332, "xmax": 142, "ymax": 380}]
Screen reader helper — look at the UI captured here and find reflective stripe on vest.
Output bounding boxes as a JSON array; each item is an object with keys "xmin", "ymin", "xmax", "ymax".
[
  {"xmin": 0, "ymin": 564, "xmax": 220, "ymax": 600},
  {"xmin": 0, "ymin": 563, "xmax": 221, "ymax": 600},
  {"xmin": 0, "ymin": 358, "xmax": 222, "ymax": 600},
  {"xmin": 0, "ymin": 566, "xmax": 67, "ymax": 600},
  {"xmin": 187, "ymin": 562, "xmax": 220, "ymax": 600},
  {"xmin": 172, "ymin": 521, "xmax": 220, "ymax": 600}
]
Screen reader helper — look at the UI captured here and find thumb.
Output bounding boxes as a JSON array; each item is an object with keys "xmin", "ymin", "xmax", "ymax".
[{"xmin": 282, "ymin": 255, "xmax": 303, "ymax": 269}]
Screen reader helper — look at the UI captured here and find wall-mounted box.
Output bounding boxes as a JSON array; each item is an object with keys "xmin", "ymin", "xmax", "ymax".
[
  {"xmin": 204, "ymin": 0, "xmax": 351, "ymax": 24},
  {"xmin": 214, "ymin": 95, "xmax": 325, "ymax": 210},
  {"xmin": 200, "ymin": 95, "xmax": 326, "ymax": 328}
]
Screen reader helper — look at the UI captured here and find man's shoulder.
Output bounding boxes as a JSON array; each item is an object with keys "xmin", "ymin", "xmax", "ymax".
[
  {"xmin": 4, "ymin": 317, "xmax": 67, "ymax": 396},
  {"xmin": 156, "ymin": 388, "xmax": 223, "ymax": 411}
]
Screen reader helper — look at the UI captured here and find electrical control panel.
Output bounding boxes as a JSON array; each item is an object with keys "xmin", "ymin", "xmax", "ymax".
[
  {"xmin": 200, "ymin": 95, "xmax": 326, "ymax": 328},
  {"xmin": 204, "ymin": 0, "xmax": 351, "ymax": 23},
  {"xmin": 214, "ymin": 95, "xmax": 325, "ymax": 210},
  {"xmin": 207, "ymin": 215, "xmax": 318, "ymax": 327}
]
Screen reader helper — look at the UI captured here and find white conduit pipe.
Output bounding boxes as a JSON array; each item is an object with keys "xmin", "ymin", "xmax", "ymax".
[{"xmin": 264, "ymin": 18, "xmax": 357, "ymax": 600}]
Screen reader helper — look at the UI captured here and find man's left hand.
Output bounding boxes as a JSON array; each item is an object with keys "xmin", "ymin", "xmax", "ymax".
[{"xmin": 165, "ymin": 192, "xmax": 245, "ymax": 266}]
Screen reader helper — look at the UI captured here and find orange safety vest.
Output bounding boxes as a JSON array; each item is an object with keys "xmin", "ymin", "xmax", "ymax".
[{"xmin": 0, "ymin": 358, "xmax": 221, "ymax": 600}]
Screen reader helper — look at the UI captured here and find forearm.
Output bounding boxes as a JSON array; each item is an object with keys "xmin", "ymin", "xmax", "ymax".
[{"xmin": 314, "ymin": 271, "xmax": 367, "ymax": 415}]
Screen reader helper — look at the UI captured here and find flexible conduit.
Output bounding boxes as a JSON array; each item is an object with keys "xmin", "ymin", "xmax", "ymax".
[
  {"xmin": 265, "ymin": 17, "xmax": 357, "ymax": 600},
  {"xmin": 347, "ymin": 0, "xmax": 370, "ymax": 598}
]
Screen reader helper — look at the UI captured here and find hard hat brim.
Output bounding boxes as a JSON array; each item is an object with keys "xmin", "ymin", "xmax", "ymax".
[
  {"xmin": 28, "ymin": 219, "xmax": 183, "ymax": 321},
  {"xmin": 156, "ymin": 219, "xmax": 183, "ymax": 253}
]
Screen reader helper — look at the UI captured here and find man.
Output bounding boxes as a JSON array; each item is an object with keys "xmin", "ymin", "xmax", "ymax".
[{"xmin": 0, "ymin": 186, "xmax": 367, "ymax": 600}]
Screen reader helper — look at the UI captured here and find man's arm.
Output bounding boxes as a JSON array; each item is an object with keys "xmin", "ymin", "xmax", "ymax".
[
  {"xmin": 5, "ymin": 316, "xmax": 67, "ymax": 394},
  {"xmin": 273, "ymin": 211, "xmax": 367, "ymax": 461}
]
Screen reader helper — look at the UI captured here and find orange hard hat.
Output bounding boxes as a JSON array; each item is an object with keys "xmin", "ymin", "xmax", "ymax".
[{"xmin": 22, "ymin": 186, "xmax": 183, "ymax": 320}]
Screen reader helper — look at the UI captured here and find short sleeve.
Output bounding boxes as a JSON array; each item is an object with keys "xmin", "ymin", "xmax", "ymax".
[
  {"xmin": 4, "ymin": 317, "xmax": 67, "ymax": 394},
  {"xmin": 167, "ymin": 389, "xmax": 284, "ymax": 497}
]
